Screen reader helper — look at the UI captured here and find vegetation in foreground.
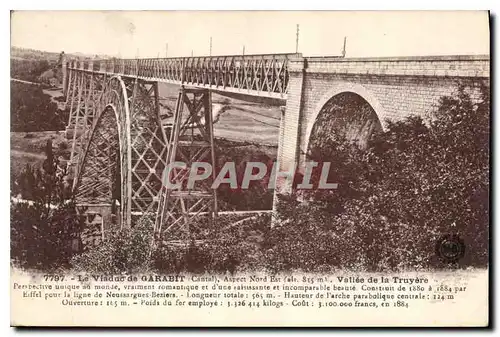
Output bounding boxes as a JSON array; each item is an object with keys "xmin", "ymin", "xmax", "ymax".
[
  {"xmin": 10, "ymin": 86, "xmax": 489, "ymax": 273},
  {"xmin": 11, "ymin": 141, "xmax": 80, "ymax": 271}
]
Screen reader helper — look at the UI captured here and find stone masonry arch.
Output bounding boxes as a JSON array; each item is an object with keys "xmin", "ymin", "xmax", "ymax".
[{"xmin": 303, "ymin": 83, "xmax": 387, "ymax": 160}]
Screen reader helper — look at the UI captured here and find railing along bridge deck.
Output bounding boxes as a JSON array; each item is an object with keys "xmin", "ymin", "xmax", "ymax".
[{"xmin": 67, "ymin": 53, "xmax": 300, "ymax": 100}]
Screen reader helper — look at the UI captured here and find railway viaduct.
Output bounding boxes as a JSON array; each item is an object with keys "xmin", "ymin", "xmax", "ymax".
[{"xmin": 60, "ymin": 52, "xmax": 489, "ymax": 237}]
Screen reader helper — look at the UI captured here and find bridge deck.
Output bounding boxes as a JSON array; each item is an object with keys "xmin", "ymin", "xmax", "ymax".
[
  {"xmin": 67, "ymin": 53, "xmax": 300, "ymax": 100},
  {"xmin": 66, "ymin": 53, "xmax": 490, "ymax": 100}
]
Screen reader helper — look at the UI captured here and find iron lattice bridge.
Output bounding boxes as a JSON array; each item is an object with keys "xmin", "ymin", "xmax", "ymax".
[{"xmin": 65, "ymin": 53, "xmax": 297, "ymax": 241}]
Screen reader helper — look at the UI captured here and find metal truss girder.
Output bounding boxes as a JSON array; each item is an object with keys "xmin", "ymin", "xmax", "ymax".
[
  {"xmin": 155, "ymin": 87, "xmax": 218, "ymax": 241},
  {"xmin": 66, "ymin": 53, "xmax": 297, "ymax": 100}
]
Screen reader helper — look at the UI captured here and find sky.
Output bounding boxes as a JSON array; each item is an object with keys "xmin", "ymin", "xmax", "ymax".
[{"xmin": 10, "ymin": 11, "xmax": 490, "ymax": 59}]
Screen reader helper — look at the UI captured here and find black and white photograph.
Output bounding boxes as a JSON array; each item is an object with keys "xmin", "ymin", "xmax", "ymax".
[{"xmin": 9, "ymin": 10, "xmax": 490, "ymax": 327}]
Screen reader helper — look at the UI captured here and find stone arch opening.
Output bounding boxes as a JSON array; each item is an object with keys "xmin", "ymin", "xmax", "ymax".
[{"xmin": 307, "ymin": 91, "xmax": 383, "ymax": 159}]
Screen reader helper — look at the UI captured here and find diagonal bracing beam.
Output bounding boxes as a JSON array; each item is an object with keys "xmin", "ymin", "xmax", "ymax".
[{"xmin": 155, "ymin": 87, "xmax": 218, "ymax": 242}]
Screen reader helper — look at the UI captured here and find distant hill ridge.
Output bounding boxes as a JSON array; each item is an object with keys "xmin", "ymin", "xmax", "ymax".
[
  {"xmin": 11, "ymin": 46, "xmax": 114, "ymax": 62},
  {"xmin": 11, "ymin": 47, "xmax": 115, "ymax": 86}
]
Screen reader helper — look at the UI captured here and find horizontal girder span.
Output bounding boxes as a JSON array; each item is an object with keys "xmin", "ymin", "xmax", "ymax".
[{"xmin": 67, "ymin": 53, "xmax": 301, "ymax": 100}]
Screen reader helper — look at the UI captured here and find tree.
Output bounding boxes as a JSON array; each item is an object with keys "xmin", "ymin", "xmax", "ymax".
[{"xmin": 11, "ymin": 140, "xmax": 82, "ymax": 271}]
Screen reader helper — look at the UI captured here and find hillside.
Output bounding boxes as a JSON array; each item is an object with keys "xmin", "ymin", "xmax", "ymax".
[
  {"xmin": 11, "ymin": 46, "xmax": 61, "ymax": 62},
  {"xmin": 158, "ymin": 83, "xmax": 281, "ymax": 146}
]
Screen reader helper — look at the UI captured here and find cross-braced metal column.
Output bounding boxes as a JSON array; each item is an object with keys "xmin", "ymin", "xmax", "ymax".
[
  {"xmin": 155, "ymin": 87, "xmax": 218, "ymax": 241},
  {"xmin": 129, "ymin": 80, "xmax": 168, "ymax": 220},
  {"xmin": 70, "ymin": 74, "xmax": 168, "ymax": 233},
  {"xmin": 74, "ymin": 105, "xmax": 121, "ymax": 234},
  {"xmin": 67, "ymin": 72, "xmax": 107, "ymax": 183},
  {"xmin": 64, "ymin": 68, "xmax": 74, "ymax": 110}
]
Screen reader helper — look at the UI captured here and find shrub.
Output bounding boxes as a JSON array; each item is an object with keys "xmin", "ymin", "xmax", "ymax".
[
  {"xmin": 71, "ymin": 221, "xmax": 154, "ymax": 274},
  {"xmin": 71, "ymin": 214, "xmax": 271, "ymax": 275},
  {"xmin": 58, "ymin": 141, "xmax": 69, "ymax": 151},
  {"xmin": 152, "ymin": 214, "xmax": 271, "ymax": 274},
  {"xmin": 11, "ymin": 200, "xmax": 82, "ymax": 271}
]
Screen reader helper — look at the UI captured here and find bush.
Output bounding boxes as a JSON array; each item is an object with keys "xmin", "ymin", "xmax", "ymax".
[
  {"xmin": 72, "ymin": 214, "xmax": 271, "ymax": 274},
  {"xmin": 264, "ymin": 195, "xmax": 364, "ymax": 273},
  {"xmin": 17, "ymin": 86, "xmax": 487, "ymax": 274},
  {"xmin": 58, "ymin": 141, "xmax": 69, "ymax": 151},
  {"xmin": 152, "ymin": 214, "xmax": 270, "ymax": 274},
  {"xmin": 11, "ymin": 200, "xmax": 82, "ymax": 271},
  {"xmin": 71, "ymin": 221, "xmax": 154, "ymax": 274}
]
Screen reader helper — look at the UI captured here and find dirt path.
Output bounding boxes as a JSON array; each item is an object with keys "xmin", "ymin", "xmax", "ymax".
[{"xmin": 11, "ymin": 78, "xmax": 42, "ymax": 86}]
